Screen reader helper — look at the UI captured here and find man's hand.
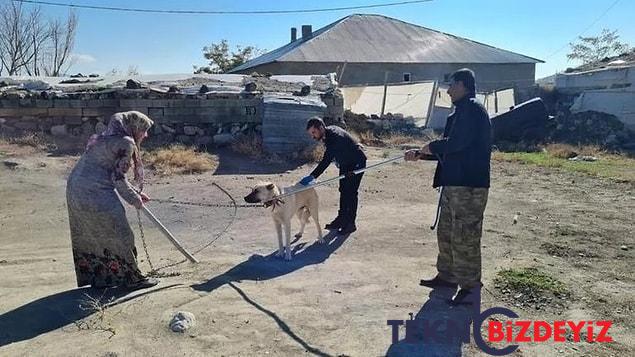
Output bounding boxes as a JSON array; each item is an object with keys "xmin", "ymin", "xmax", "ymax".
[
  {"xmin": 299, "ymin": 175, "xmax": 315, "ymax": 186},
  {"xmin": 405, "ymin": 149, "xmax": 420, "ymax": 161}
]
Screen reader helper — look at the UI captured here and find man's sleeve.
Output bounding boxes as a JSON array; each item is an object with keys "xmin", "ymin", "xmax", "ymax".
[
  {"xmin": 428, "ymin": 106, "xmax": 482, "ymax": 155},
  {"xmin": 310, "ymin": 145, "xmax": 334, "ymax": 179}
]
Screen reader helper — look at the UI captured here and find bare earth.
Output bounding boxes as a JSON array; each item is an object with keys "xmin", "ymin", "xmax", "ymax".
[{"xmin": 0, "ymin": 142, "xmax": 633, "ymax": 357}]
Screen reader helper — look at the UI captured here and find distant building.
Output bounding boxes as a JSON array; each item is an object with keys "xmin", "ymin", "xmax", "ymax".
[{"xmin": 230, "ymin": 14, "xmax": 543, "ymax": 92}]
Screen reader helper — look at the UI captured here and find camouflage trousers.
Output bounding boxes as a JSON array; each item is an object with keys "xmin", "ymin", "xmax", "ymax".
[{"xmin": 436, "ymin": 186, "xmax": 489, "ymax": 289}]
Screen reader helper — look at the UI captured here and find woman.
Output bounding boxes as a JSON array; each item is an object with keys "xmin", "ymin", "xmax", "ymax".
[{"xmin": 66, "ymin": 111, "xmax": 157, "ymax": 290}]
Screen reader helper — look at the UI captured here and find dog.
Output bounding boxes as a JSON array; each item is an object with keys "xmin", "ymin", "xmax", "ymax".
[{"xmin": 244, "ymin": 182, "xmax": 324, "ymax": 260}]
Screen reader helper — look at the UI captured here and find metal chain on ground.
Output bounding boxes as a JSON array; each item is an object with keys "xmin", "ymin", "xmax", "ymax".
[
  {"xmin": 151, "ymin": 198, "xmax": 263, "ymax": 208},
  {"xmin": 136, "ymin": 208, "xmax": 155, "ymax": 271},
  {"xmin": 134, "ymin": 182, "xmax": 244, "ymax": 274}
]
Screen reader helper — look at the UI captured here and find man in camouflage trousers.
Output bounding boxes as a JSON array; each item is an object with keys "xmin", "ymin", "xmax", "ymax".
[{"xmin": 405, "ymin": 68, "xmax": 491, "ymax": 305}]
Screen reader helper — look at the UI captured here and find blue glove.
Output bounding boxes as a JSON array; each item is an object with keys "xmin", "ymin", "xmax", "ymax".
[{"xmin": 299, "ymin": 175, "xmax": 315, "ymax": 186}]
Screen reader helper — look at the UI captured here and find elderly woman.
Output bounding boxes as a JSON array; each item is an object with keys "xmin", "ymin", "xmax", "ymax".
[{"xmin": 66, "ymin": 111, "xmax": 157, "ymax": 290}]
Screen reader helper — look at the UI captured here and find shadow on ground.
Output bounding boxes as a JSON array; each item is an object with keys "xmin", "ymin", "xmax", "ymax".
[
  {"xmin": 192, "ymin": 230, "xmax": 346, "ymax": 292},
  {"xmin": 0, "ymin": 284, "xmax": 180, "ymax": 347},
  {"xmin": 385, "ymin": 286, "xmax": 482, "ymax": 357}
]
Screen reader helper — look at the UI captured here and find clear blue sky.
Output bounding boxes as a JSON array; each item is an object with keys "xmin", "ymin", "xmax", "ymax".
[{"xmin": 30, "ymin": 0, "xmax": 635, "ymax": 79}]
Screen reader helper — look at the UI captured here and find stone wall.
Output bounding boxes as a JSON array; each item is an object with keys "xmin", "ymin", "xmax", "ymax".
[{"xmin": 0, "ymin": 92, "xmax": 266, "ymax": 149}]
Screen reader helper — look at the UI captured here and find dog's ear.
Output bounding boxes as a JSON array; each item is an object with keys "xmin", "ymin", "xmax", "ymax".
[{"xmin": 266, "ymin": 183, "xmax": 275, "ymax": 190}]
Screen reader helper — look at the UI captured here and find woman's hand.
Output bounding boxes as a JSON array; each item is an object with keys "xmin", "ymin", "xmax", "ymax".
[{"xmin": 134, "ymin": 192, "xmax": 150, "ymax": 209}]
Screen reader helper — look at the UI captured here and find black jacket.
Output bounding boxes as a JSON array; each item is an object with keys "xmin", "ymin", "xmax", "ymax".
[
  {"xmin": 311, "ymin": 126, "xmax": 366, "ymax": 178},
  {"xmin": 428, "ymin": 96, "xmax": 491, "ymax": 188}
]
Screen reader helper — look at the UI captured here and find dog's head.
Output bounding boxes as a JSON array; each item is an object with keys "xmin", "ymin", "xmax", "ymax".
[{"xmin": 244, "ymin": 182, "xmax": 280, "ymax": 203}]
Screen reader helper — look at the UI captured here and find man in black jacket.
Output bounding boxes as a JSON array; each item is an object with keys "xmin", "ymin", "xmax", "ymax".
[
  {"xmin": 300, "ymin": 117, "xmax": 366, "ymax": 235},
  {"xmin": 405, "ymin": 68, "xmax": 491, "ymax": 305}
]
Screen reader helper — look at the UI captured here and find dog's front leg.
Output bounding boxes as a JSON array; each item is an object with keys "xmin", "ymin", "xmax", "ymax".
[
  {"xmin": 275, "ymin": 223, "xmax": 284, "ymax": 258},
  {"xmin": 283, "ymin": 222, "xmax": 292, "ymax": 260}
]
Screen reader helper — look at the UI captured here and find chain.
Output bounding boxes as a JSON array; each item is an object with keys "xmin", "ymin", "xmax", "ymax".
[
  {"xmin": 152, "ymin": 198, "xmax": 263, "ymax": 208},
  {"xmin": 136, "ymin": 208, "xmax": 154, "ymax": 271}
]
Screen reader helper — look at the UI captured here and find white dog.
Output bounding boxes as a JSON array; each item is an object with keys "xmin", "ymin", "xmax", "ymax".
[{"xmin": 244, "ymin": 182, "xmax": 324, "ymax": 260}]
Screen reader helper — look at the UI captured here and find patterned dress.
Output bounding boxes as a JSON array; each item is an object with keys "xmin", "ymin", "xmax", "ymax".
[{"xmin": 66, "ymin": 135, "xmax": 145, "ymax": 288}]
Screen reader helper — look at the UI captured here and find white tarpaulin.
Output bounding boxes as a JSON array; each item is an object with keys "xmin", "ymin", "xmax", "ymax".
[
  {"xmin": 341, "ymin": 81, "xmax": 436, "ymax": 120},
  {"xmin": 570, "ymin": 89, "xmax": 635, "ymax": 130},
  {"xmin": 427, "ymin": 87, "xmax": 515, "ymax": 129}
]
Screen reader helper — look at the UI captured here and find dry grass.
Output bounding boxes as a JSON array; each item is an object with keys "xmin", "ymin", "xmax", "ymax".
[
  {"xmin": 299, "ymin": 143, "xmax": 325, "ymax": 163},
  {"xmin": 0, "ymin": 133, "xmax": 49, "ymax": 150},
  {"xmin": 144, "ymin": 145, "xmax": 217, "ymax": 175},
  {"xmin": 544, "ymin": 143, "xmax": 603, "ymax": 159},
  {"xmin": 231, "ymin": 134, "xmax": 263, "ymax": 158},
  {"xmin": 352, "ymin": 130, "xmax": 436, "ymax": 148}
]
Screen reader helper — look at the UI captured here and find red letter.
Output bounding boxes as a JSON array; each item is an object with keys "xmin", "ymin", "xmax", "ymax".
[
  {"xmin": 587, "ymin": 321, "xmax": 594, "ymax": 343},
  {"xmin": 515, "ymin": 321, "xmax": 532, "ymax": 342},
  {"xmin": 567, "ymin": 321, "xmax": 585, "ymax": 342},
  {"xmin": 596, "ymin": 321, "xmax": 614, "ymax": 343},
  {"xmin": 553, "ymin": 321, "xmax": 566, "ymax": 342},
  {"xmin": 534, "ymin": 321, "xmax": 552, "ymax": 342},
  {"xmin": 488, "ymin": 321, "xmax": 504, "ymax": 342}
]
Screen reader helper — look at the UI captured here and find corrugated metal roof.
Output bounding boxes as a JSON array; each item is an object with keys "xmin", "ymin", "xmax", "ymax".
[{"xmin": 231, "ymin": 14, "xmax": 543, "ymax": 72}]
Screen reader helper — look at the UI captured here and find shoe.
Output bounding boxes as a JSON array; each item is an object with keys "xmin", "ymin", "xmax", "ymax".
[
  {"xmin": 125, "ymin": 277, "xmax": 159, "ymax": 291},
  {"xmin": 338, "ymin": 223, "xmax": 357, "ymax": 235},
  {"xmin": 419, "ymin": 276, "xmax": 458, "ymax": 288},
  {"xmin": 325, "ymin": 217, "xmax": 344, "ymax": 230},
  {"xmin": 449, "ymin": 288, "xmax": 475, "ymax": 306}
]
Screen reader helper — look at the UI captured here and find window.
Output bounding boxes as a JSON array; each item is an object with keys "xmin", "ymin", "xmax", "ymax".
[{"xmin": 403, "ymin": 73, "xmax": 411, "ymax": 82}]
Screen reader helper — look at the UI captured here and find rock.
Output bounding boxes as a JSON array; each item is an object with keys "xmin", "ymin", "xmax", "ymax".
[
  {"xmin": 126, "ymin": 79, "xmax": 143, "ymax": 89},
  {"xmin": 50, "ymin": 124, "xmax": 67, "ymax": 137},
  {"xmin": 176, "ymin": 135, "xmax": 193, "ymax": 145},
  {"xmin": 230, "ymin": 124, "xmax": 241, "ymax": 135},
  {"xmin": 0, "ymin": 118, "xmax": 5, "ymax": 124},
  {"xmin": 95, "ymin": 122, "xmax": 107, "ymax": 134},
  {"xmin": 621, "ymin": 245, "xmax": 628, "ymax": 251},
  {"xmin": 199, "ymin": 85, "xmax": 209, "ymax": 94},
  {"xmin": 568, "ymin": 156, "xmax": 598, "ymax": 162},
  {"xmin": 89, "ymin": 74, "xmax": 100, "ymax": 78},
  {"xmin": 213, "ymin": 133, "xmax": 234, "ymax": 146},
  {"xmin": 167, "ymin": 85, "xmax": 180, "ymax": 93},
  {"xmin": 195, "ymin": 135, "xmax": 213, "ymax": 146},
  {"xmin": 169, "ymin": 311, "xmax": 195, "ymax": 333},
  {"xmin": 3, "ymin": 161, "xmax": 19, "ymax": 169},
  {"xmin": 161, "ymin": 125, "xmax": 176, "ymax": 134},
  {"xmin": 82, "ymin": 122, "xmax": 95, "ymax": 135},
  {"xmin": 244, "ymin": 82, "xmax": 257, "ymax": 92},
  {"xmin": 183, "ymin": 126, "xmax": 199, "ymax": 136}
]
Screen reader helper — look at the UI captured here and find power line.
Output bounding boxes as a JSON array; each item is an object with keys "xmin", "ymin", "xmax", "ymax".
[
  {"xmin": 543, "ymin": 0, "xmax": 621, "ymax": 60},
  {"xmin": 12, "ymin": 0, "xmax": 434, "ymax": 15}
]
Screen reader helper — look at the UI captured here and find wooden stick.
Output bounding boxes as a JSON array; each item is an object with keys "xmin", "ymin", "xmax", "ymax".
[{"xmin": 141, "ymin": 206, "xmax": 199, "ymax": 263}]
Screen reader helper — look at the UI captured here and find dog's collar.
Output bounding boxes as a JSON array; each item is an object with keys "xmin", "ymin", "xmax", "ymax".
[{"xmin": 264, "ymin": 198, "xmax": 284, "ymax": 211}]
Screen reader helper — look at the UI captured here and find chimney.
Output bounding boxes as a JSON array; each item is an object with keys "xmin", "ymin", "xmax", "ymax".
[
  {"xmin": 301, "ymin": 25, "xmax": 312, "ymax": 39},
  {"xmin": 290, "ymin": 27, "xmax": 297, "ymax": 42}
]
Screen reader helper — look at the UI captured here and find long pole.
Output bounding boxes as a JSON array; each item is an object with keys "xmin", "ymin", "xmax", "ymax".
[
  {"xmin": 274, "ymin": 155, "xmax": 404, "ymax": 200},
  {"xmin": 141, "ymin": 206, "xmax": 199, "ymax": 263}
]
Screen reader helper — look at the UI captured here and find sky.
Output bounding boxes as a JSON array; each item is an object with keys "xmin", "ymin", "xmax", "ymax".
[{"xmin": 23, "ymin": 0, "xmax": 635, "ymax": 79}]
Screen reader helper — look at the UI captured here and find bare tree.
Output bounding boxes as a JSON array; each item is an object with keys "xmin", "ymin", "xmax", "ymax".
[
  {"xmin": 43, "ymin": 11, "xmax": 77, "ymax": 76},
  {"xmin": 0, "ymin": 2, "xmax": 41, "ymax": 75},
  {"xmin": 127, "ymin": 65, "xmax": 139, "ymax": 76}
]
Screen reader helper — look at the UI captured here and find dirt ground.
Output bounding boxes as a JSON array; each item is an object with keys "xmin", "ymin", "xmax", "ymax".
[{"xmin": 0, "ymin": 142, "xmax": 633, "ymax": 357}]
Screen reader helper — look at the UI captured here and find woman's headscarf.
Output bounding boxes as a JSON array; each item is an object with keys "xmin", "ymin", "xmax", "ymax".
[{"xmin": 86, "ymin": 111, "xmax": 154, "ymax": 191}]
